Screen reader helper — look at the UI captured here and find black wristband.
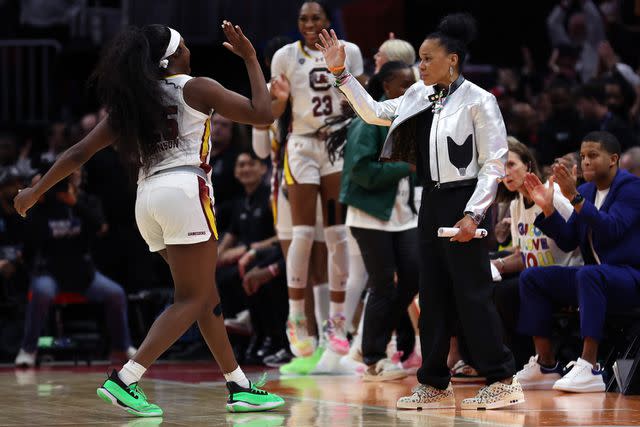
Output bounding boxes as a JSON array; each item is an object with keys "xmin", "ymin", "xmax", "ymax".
[{"xmin": 570, "ymin": 193, "xmax": 584, "ymax": 206}]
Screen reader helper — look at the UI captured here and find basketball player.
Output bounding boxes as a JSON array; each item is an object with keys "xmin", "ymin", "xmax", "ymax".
[
  {"xmin": 14, "ymin": 22, "xmax": 284, "ymax": 416},
  {"xmin": 269, "ymin": 0, "xmax": 364, "ymax": 362},
  {"xmin": 251, "ymin": 36, "xmax": 330, "ymax": 372}
]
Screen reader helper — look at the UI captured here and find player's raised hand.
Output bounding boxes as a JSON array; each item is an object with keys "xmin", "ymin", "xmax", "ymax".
[
  {"xmin": 315, "ymin": 29, "xmax": 346, "ymax": 75},
  {"xmin": 221, "ymin": 20, "xmax": 256, "ymax": 60}
]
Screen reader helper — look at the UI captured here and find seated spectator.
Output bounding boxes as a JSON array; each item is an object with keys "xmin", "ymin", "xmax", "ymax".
[
  {"xmin": 576, "ymin": 80, "xmax": 636, "ymax": 151},
  {"xmin": 516, "ymin": 131, "xmax": 640, "ymax": 393},
  {"xmin": 210, "ymin": 113, "xmax": 247, "ymax": 231},
  {"xmin": 215, "ymin": 151, "xmax": 286, "ymax": 364},
  {"xmin": 491, "ymin": 138, "xmax": 583, "ymax": 367},
  {"xmin": 240, "ymin": 243, "xmax": 289, "ymax": 366},
  {"xmin": 452, "ymin": 138, "xmax": 584, "ymax": 380},
  {"xmin": 620, "ymin": 146, "xmax": 640, "ymax": 176},
  {"xmin": 14, "ymin": 169, "xmax": 135, "ymax": 367}
]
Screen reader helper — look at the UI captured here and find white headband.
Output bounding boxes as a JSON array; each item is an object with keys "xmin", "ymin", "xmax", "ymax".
[{"xmin": 159, "ymin": 27, "xmax": 181, "ymax": 69}]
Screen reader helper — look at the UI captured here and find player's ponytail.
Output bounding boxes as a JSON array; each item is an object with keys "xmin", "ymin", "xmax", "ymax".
[{"xmin": 90, "ymin": 25, "xmax": 170, "ymax": 173}]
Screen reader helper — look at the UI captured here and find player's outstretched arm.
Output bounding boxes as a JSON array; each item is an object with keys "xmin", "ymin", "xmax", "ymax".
[
  {"xmin": 14, "ymin": 118, "xmax": 115, "ymax": 217},
  {"xmin": 185, "ymin": 20, "xmax": 272, "ymax": 126}
]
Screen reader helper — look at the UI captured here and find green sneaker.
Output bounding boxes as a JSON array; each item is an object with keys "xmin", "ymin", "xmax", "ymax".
[
  {"xmin": 226, "ymin": 377, "xmax": 285, "ymax": 413},
  {"xmin": 225, "ymin": 413, "xmax": 285, "ymax": 426},
  {"xmin": 96, "ymin": 370, "xmax": 163, "ymax": 417},
  {"xmin": 279, "ymin": 347, "xmax": 324, "ymax": 375},
  {"xmin": 279, "ymin": 356, "xmax": 304, "ymax": 375}
]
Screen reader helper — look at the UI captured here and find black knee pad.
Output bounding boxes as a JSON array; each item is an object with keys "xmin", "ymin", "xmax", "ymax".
[{"xmin": 213, "ymin": 303, "xmax": 223, "ymax": 317}]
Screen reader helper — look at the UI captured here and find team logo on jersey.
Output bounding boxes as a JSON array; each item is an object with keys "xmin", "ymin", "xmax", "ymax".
[
  {"xmin": 309, "ymin": 67, "xmax": 331, "ymax": 91},
  {"xmin": 298, "ymin": 58, "xmax": 305, "ymax": 65}
]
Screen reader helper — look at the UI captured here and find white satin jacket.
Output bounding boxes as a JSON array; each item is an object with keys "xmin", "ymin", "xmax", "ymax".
[{"xmin": 336, "ymin": 74, "xmax": 507, "ymax": 221}]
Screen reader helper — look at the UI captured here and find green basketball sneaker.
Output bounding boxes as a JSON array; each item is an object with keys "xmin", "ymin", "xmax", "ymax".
[
  {"xmin": 226, "ymin": 376, "xmax": 285, "ymax": 413},
  {"xmin": 279, "ymin": 347, "xmax": 324, "ymax": 375},
  {"xmin": 96, "ymin": 370, "xmax": 163, "ymax": 417}
]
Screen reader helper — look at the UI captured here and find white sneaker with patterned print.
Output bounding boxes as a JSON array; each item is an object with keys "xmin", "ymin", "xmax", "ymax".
[
  {"xmin": 396, "ymin": 382, "xmax": 456, "ymax": 410},
  {"xmin": 461, "ymin": 377, "xmax": 525, "ymax": 410}
]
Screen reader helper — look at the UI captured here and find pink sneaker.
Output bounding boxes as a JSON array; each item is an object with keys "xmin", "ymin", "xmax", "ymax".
[
  {"xmin": 323, "ymin": 314, "xmax": 350, "ymax": 355},
  {"xmin": 401, "ymin": 351, "xmax": 422, "ymax": 374}
]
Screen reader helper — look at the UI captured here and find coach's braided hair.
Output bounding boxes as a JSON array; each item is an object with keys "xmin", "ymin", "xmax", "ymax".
[{"xmin": 90, "ymin": 24, "xmax": 171, "ymax": 174}]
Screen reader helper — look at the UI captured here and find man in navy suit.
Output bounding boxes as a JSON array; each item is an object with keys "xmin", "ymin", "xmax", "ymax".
[{"xmin": 513, "ymin": 131, "xmax": 640, "ymax": 393}]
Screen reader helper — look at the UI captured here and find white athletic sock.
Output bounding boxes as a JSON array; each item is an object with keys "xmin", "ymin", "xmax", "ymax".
[
  {"xmin": 324, "ymin": 225, "xmax": 349, "ymax": 318},
  {"xmin": 118, "ymin": 360, "xmax": 147, "ymax": 386},
  {"xmin": 330, "ymin": 301, "xmax": 344, "ymax": 317},
  {"xmin": 224, "ymin": 366, "xmax": 250, "ymax": 388},
  {"xmin": 289, "ymin": 298, "xmax": 305, "ymax": 318}
]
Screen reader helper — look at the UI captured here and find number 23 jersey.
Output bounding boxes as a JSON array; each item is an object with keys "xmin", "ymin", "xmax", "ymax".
[{"xmin": 271, "ymin": 40, "xmax": 363, "ymax": 136}]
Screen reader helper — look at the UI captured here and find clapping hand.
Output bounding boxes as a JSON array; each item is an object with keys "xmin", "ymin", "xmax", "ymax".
[
  {"xmin": 523, "ymin": 173, "xmax": 555, "ymax": 216},
  {"xmin": 551, "ymin": 163, "xmax": 578, "ymax": 201}
]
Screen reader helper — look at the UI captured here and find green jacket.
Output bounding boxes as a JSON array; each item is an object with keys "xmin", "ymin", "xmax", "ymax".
[{"xmin": 340, "ymin": 113, "xmax": 414, "ymax": 221}]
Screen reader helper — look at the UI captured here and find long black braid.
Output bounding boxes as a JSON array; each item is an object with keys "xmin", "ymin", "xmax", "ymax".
[{"xmin": 317, "ymin": 102, "xmax": 354, "ymax": 165}]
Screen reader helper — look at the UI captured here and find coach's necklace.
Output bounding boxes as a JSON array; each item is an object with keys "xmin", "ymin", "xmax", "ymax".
[{"xmin": 429, "ymin": 86, "xmax": 449, "ymax": 113}]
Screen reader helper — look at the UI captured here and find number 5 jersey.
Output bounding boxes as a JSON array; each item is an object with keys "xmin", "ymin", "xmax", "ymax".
[
  {"xmin": 270, "ymin": 40, "xmax": 363, "ymax": 136},
  {"xmin": 138, "ymin": 74, "xmax": 213, "ymax": 182}
]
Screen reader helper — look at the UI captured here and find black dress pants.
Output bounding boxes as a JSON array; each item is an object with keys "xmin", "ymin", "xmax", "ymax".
[{"xmin": 416, "ymin": 184, "xmax": 515, "ymax": 388}]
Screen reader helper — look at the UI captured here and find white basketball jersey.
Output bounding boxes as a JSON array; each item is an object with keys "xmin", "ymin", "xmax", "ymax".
[
  {"xmin": 270, "ymin": 40, "xmax": 363, "ymax": 135},
  {"xmin": 138, "ymin": 74, "xmax": 213, "ymax": 181}
]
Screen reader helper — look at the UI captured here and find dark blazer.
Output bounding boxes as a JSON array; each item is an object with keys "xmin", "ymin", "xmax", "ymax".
[{"xmin": 534, "ymin": 169, "xmax": 640, "ymax": 271}]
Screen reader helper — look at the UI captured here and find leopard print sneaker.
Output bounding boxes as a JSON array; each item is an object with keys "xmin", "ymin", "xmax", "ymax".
[
  {"xmin": 396, "ymin": 382, "xmax": 455, "ymax": 410},
  {"xmin": 461, "ymin": 377, "xmax": 525, "ymax": 410}
]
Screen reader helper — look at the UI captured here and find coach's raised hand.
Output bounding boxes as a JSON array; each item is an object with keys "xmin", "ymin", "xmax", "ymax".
[{"xmin": 316, "ymin": 29, "xmax": 346, "ymax": 75}]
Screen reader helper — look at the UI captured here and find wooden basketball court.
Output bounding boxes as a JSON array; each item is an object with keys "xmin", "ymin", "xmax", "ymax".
[{"xmin": 2, "ymin": 362, "xmax": 640, "ymax": 426}]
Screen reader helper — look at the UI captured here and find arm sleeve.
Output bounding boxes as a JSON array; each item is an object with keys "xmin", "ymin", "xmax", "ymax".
[
  {"xmin": 337, "ymin": 76, "xmax": 401, "ymax": 126},
  {"xmin": 534, "ymin": 210, "xmax": 580, "ymax": 253},
  {"xmin": 551, "ymin": 183, "xmax": 574, "ymax": 221},
  {"xmin": 252, "ymin": 126, "xmax": 272, "ymax": 160},
  {"xmin": 464, "ymin": 94, "xmax": 508, "ymax": 219}
]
